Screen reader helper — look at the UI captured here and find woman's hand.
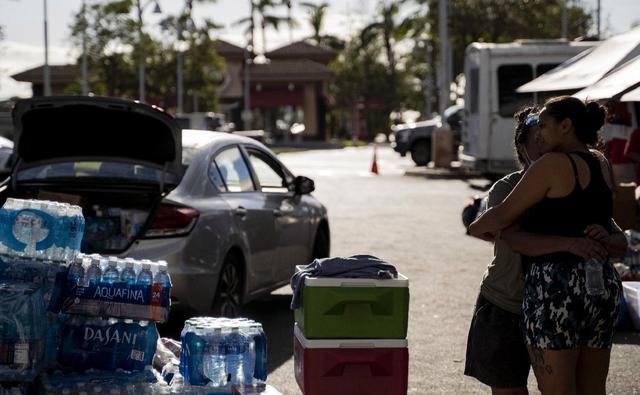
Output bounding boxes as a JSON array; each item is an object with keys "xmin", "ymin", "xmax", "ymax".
[
  {"xmin": 584, "ymin": 224, "xmax": 610, "ymax": 244},
  {"xmin": 566, "ymin": 237, "xmax": 608, "ymax": 261}
]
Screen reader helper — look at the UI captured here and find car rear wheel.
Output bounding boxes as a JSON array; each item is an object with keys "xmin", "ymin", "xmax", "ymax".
[
  {"xmin": 211, "ymin": 253, "xmax": 243, "ymax": 317},
  {"xmin": 410, "ymin": 139, "xmax": 431, "ymax": 166}
]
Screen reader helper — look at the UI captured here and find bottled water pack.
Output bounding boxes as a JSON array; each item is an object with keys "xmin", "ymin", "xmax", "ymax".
[
  {"xmin": 0, "ymin": 281, "xmax": 47, "ymax": 382},
  {"xmin": 54, "ymin": 254, "xmax": 171, "ymax": 322},
  {"xmin": 39, "ymin": 367, "xmax": 160, "ymax": 395},
  {"xmin": 0, "ymin": 198, "xmax": 85, "ymax": 262},
  {"xmin": 180, "ymin": 317, "xmax": 267, "ymax": 388},
  {"xmin": 57, "ymin": 315, "xmax": 158, "ymax": 372}
]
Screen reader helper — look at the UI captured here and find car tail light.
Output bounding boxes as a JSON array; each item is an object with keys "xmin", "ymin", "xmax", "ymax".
[{"xmin": 144, "ymin": 203, "xmax": 199, "ymax": 238}]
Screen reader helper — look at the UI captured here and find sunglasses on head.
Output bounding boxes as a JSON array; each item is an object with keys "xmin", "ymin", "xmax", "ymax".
[{"xmin": 525, "ymin": 114, "xmax": 539, "ymax": 127}]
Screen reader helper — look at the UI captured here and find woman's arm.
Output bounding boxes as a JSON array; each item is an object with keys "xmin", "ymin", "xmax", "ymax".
[
  {"xmin": 502, "ymin": 223, "xmax": 609, "ymax": 261},
  {"xmin": 469, "ymin": 153, "xmax": 562, "ymax": 237}
]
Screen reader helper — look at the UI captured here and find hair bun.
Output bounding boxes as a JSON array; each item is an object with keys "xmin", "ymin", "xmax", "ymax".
[{"xmin": 584, "ymin": 101, "xmax": 606, "ymax": 132}]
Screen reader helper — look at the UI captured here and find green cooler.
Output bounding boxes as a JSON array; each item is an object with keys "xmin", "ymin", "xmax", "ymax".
[{"xmin": 294, "ymin": 267, "xmax": 409, "ymax": 339}]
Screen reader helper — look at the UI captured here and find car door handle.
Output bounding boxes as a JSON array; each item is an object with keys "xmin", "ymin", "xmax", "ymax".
[
  {"xmin": 234, "ymin": 207, "xmax": 248, "ymax": 218},
  {"xmin": 273, "ymin": 209, "xmax": 283, "ymax": 218}
]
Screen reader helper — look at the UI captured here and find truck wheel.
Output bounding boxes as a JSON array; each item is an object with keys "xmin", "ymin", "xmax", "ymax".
[{"xmin": 410, "ymin": 140, "xmax": 431, "ymax": 166}]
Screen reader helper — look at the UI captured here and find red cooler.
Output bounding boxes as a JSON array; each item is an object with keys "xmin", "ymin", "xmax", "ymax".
[{"xmin": 294, "ymin": 325, "xmax": 409, "ymax": 395}]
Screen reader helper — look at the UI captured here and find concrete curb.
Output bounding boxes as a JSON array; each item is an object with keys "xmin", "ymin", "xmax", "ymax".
[{"xmin": 405, "ymin": 167, "xmax": 484, "ymax": 180}]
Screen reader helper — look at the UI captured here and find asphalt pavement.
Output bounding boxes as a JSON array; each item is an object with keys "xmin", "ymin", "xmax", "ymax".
[{"xmin": 177, "ymin": 145, "xmax": 640, "ymax": 394}]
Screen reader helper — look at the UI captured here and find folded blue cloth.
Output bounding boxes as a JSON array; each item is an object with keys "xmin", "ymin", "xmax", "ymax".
[{"xmin": 290, "ymin": 254, "xmax": 397, "ymax": 310}]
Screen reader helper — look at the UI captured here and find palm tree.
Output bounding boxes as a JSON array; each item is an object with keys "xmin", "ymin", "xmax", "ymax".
[
  {"xmin": 255, "ymin": 0, "xmax": 287, "ymax": 53},
  {"xmin": 300, "ymin": 2, "xmax": 344, "ymax": 51},
  {"xmin": 300, "ymin": 1, "xmax": 328, "ymax": 44}
]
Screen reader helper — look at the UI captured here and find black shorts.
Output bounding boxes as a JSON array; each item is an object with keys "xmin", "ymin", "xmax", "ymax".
[{"xmin": 464, "ymin": 293, "xmax": 530, "ymax": 388}]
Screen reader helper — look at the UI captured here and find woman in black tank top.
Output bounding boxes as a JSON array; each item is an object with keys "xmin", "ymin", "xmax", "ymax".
[{"xmin": 469, "ymin": 97, "xmax": 624, "ymax": 395}]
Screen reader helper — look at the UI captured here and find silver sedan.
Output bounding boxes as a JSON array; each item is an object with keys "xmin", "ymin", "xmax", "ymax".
[{"xmin": 10, "ymin": 97, "xmax": 330, "ymax": 316}]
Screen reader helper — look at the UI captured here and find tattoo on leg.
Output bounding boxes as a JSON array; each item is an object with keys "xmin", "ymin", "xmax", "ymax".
[{"xmin": 530, "ymin": 348, "xmax": 554, "ymax": 375}]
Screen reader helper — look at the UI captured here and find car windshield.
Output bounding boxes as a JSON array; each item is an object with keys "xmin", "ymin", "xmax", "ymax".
[{"xmin": 16, "ymin": 161, "xmax": 179, "ymax": 184}]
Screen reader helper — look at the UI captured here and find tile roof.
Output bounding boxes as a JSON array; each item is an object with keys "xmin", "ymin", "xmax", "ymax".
[
  {"xmin": 265, "ymin": 41, "xmax": 336, "ymax": 63},
  {"xmin": 11, "ymin": 65, "xmax": 79, "ymax": 84}
]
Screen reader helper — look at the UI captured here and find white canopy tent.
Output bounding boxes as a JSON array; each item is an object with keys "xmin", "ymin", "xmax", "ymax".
[
  {"xmin": 517, "ymin": 27, "xmax": 640, "ymax": 93},
  {"xmin": 573, "ymin": 55, "xmax": 640, "ymax": 100},
  {"xmin": 621, "ymin": 86, "xmax": 640, "ymax": 102}
]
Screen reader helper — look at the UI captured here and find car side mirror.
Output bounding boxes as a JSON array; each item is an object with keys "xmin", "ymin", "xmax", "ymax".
[{"xmin": 293, "ymin": 175, "xmax": 315, "ymax": 195}]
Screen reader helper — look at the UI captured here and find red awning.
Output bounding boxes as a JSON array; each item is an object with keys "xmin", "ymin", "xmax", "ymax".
[{"xmin": 250, "ymin": 89, "xmax": 304, "ymax": 108}]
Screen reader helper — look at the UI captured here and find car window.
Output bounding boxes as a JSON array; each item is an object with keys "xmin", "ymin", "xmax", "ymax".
[
  {"xmin": 247, "ymin": 149, "xmax": 288, "ymax": 193},
  {"xmin": 497, "ymin": 64, "xmax": 533, "ymax": 117},
  {"xmin": 15, "ymin": 161, "xmax": 179, "ymax": 184},
  {"xmin": 212, "ymin": 146, "xmax": 255, "ymax": 192},
  {"xmin": 208, "ymin": 161, "xmax": 227, "ymax": 192}
]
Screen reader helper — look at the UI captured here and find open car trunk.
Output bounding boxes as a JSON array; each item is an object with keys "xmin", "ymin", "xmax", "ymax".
[{"xmin": 12, "ymin": 186, "xmax": 163, "ymax": 255}]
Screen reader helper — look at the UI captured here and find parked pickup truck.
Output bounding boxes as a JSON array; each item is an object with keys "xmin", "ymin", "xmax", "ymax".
[{"xmin": 391, "ymin": 105, "xmax": 463, "ymax": 166}]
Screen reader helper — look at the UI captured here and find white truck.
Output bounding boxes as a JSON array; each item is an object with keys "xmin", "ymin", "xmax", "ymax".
[{"xmin": 460, "ymin": 39, "xmax": 598, "ymax": 178}]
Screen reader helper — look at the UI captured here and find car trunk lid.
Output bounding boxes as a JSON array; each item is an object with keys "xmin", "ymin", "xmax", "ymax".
[{"xmin": 11, "ymin": 96, "xmax": 183, "ymax": 179}]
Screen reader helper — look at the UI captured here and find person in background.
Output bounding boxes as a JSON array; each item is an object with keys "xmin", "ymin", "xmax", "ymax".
[
  {"xmin": 464, "ymin": 105, "xmax": 625, "ymax": 395},
  {"xmin": 470, "ymin": 96, "xmax": 627, "ymax": 395},
  {"xmin": 623, "ymin": 125, "xmax": 640, "ymax": 185}
]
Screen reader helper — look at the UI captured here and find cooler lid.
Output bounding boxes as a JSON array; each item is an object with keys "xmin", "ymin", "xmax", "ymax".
[
  {"xmin": 295, "ymin": 265, "xmax": 409, "ymax": 288},
  {"xmin": 294, "ymin": 324, "xmax": 408, "ymax": 349}
]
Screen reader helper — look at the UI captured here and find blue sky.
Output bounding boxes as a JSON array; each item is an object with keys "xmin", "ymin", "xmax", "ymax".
[{"xmin": 0, "ymin": 0, "xmax": 638, "ymax": 99}]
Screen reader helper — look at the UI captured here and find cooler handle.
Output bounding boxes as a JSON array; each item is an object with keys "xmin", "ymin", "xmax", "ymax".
[{"xmin": 325, "ymin": 360, "xmax": 392, "ymax": 377}]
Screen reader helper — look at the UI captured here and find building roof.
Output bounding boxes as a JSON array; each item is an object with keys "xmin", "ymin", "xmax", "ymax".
[
  {"xmin": 266, "ymin": 41, "xmax": 336, "ymax": 64},
  {"xmin": 251, "ymin": 59, "xmax": 333, "ymax": 82},
  {"xmin": 11, "ymin": 65, "xmax": 79, "ymax": 84},
  {"xmin": 215, "ymin": 40, "xmax": 247, "ymax": 59}
]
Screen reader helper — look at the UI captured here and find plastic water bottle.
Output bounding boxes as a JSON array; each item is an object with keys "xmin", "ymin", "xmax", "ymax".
[
  {"xmin": 225, "ymin": 327, "xmax": 248, "ymax": 385},
  {"xmin": 68, "ymin": 206, "xmax": 84, "ymax": 261},
  {"xmin": 85, "ymin": 257, "xmax": 103, "ymax": 286},
  {"xmin": 102, "ymin": 258, "xmax": 120, "ymax": 284},
  {"xmin": 250, "ymin": 323, "xmax": 267, "ymax": 382},
  {"xmin": 203, "ymin": 326, "xmax": 227, "ymax": 387},
  {"xmin": 154, "ymin": 261, "xmax": 171, "ymax": 288},
  {"xmin": 585, "ymin": 258, "xmax": 605, "ymax": 296},
  {"xmin": 120, "ymin": 259, "xmax": 137, "ymax": 285},
  {"xmin": 68, "ymin": 255, "xmax": 86, "ymax": 284},
  {"xmin": 137, "ymin": 262, "xmax": 153, "ymax": 286},
  {"xmin": 185, "ymin": 324, "xmax": 206, "ymax": 385}
]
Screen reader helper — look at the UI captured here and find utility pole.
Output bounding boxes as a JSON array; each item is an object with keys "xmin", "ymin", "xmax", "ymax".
[
  {"xmin": 425, "ymin": 40, "xmax": 433, "ymax": 118},
  {"xmin": 136, "ymin": 0, "xmax": 146, "ymax": 102},
  {"xmin": 81, "ymin": 0, "xmax": 88, "ymax": 95},
  {"xmin": 596, "ymin": 0, "xmax": 601, "ymax": 39},
  {"xmin": 561, "ymin": 0, "xmax": 567, "ymax": 39},
  {"xmin": 242, "ymin": 0, "xmax": 255, "ymax": 129},
  {"xmin": 438, "ymin": 0, "xmax": 448, "ymax": 116},
  {"xmin": 43, "ymin": 0, "xmax": 51, "ymax": 96},
  {"xmin": 135, "ymin": 0, "xmax": 161, "ymax": 102}
]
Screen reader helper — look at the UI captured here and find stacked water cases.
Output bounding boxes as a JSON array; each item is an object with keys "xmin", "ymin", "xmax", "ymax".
[
  {"xmin": 0, "ymin": 198, "xmax": 172, "ymax": 385},
  {"xmin": 0, "ymin": 198, "xmax": 84, "ymax": 383},
  {"xmin": 292, "ymin": 266, "xmax": 410, "ymax": 395}
]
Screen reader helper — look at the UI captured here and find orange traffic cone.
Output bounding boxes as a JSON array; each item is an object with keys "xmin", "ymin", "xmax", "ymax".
[{"xmin": 371, "ymin": 145, "xmax": 379, "ymax": 174}]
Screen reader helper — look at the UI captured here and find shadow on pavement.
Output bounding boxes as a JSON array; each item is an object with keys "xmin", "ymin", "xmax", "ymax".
[
  {"xmin": 242, "ymin": 294, "xmax": 295, "ymax": 374},
  {"xmin": 613, "ymin": 330, "xmax": 640, "ymax": 345},
  {"xmin": 157, "ymin": 294, "xmax": 295, "ymax": 374}
]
